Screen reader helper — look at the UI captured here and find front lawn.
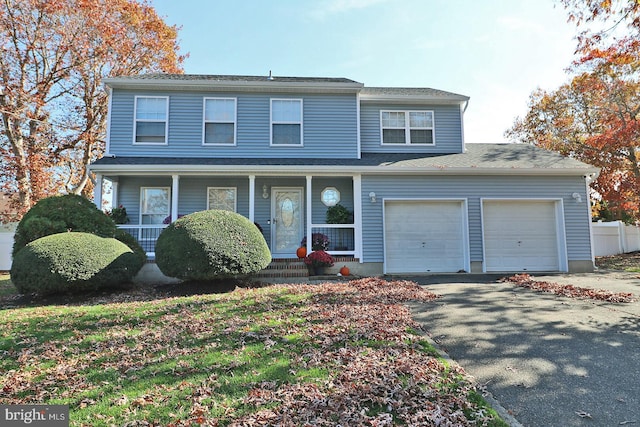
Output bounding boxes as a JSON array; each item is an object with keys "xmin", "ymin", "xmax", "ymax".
[
  {"xmin": 595, "ymin": 251, "xmax": 640, "ymax": 272},
  {"xmin": 0, "ymin": 277, "xmax": 506, "ymax": 426}
]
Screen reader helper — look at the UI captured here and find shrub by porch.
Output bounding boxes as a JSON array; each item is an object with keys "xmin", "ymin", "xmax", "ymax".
[
  {"xmin": 155, "ymin": 210, "xmax": 271, "ymax": 281},
  {"xmin": 10, "ymin": 232, "xmax": 142, "ymax": 295}
]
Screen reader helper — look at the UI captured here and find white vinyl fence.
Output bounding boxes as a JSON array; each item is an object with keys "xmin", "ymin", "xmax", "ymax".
[
  {"xmin": 592, "ymin": 221, "xmax": 640, "ymax": 257},
  {"xmin": 0, "ymin": 223, "xmax": 16, "ymax": 271}
]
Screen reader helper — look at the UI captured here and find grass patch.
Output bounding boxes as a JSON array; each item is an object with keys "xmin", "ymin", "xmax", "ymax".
[
  {"xmin": 0, "ymin": 278, "xmax": 505, "ymax": 426},
  {"xmin": 596, "ymin": 251, "xmax": 640, "ymax": 272},
  {"xmin": 0, "ymin": 273, "xmax": 17, "ymax": 297}
]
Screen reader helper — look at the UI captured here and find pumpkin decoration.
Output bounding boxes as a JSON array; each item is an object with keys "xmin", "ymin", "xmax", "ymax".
[
  {"xmin": 339, "ymin": 265, "xmax": 350, "ymax": 276},
  {"xmin": 296, "ymin": 246, "xmax": 307, "ymax": 258}
]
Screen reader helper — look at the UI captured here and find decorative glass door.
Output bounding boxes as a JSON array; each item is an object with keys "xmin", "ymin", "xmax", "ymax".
[{"xmin": 272, "ymin": 188, "xmax": 303, "ymax": 256}]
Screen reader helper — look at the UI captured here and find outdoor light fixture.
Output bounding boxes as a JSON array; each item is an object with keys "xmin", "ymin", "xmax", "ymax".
[
  {"xmin": 369, "ymin": 192, "xmax": 376, "ymax": 203},
  {"xmin": 572, "ymin": 192, "xmax": 582, "ymax": 203},
  {"xmin": 262, "ymin": 185, "xmax": 269, "ymax": 199}
]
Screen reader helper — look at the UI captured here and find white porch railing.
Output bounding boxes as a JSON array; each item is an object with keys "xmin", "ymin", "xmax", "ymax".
[
  {"xmin": 117, "ymin": 224, "xmax": 168, "ymax": 258},
  {"xmin": 310, "ymin": 224, "xmax": 355, "ymax": 256}
]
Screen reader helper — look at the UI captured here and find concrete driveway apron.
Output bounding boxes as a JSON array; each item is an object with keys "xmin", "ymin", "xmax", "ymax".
[{"xmin": 407, "ymin": 272, "xmax": 640, "ymax": 427}]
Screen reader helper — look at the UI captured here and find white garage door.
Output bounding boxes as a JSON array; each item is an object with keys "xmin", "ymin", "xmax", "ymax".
[
  {"xmin": 483, "ymin": 200, "xmax": 561, "ymax": 272},
  {"xmin": 384, "ymin": 200, "xmax": 467, "ymax": 273}
]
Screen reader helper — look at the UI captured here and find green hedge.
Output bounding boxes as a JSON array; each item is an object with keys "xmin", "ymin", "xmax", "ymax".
[
  {"xmin": 155, "ymin": 210, "xmax": 271, "ymax": 281},
  {"xmin": 11, "ymin": 232, "xmax": 143, "ymax": 295},
  {"xmin": 13, "ymin": 194, "xmax": 117, "ymax": 257}
]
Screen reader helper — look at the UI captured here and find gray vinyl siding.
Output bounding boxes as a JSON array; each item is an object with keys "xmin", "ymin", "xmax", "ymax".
[
  {"xmin": 108, "ymin": 89, "xmax": 358, "ymax": 158},
  {"xmin": 310, "ymin": 177, "xmax": 354, "ymax": 224},
  {"xmin": 360, "ymin": 175, "xmax": 592, "ymax": 263},
  {"xmin": 360, "ymin": 103, "xmax": 464, "ymax": 154}
]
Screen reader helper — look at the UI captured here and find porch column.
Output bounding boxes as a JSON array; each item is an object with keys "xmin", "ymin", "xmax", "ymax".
[
  {"xmin": 111, "ymin": 179, "xmax": 119, "ymax": 209},
  {"xmin": 248, "ymin": 175, "xmax": 255, "ymax": 222},
  {"xmin": 306, "ymin": 175, "xmax": 313, "ymax": 254},
  {"xmin": 171, "ymin": 174, "xmax": 179, "ymax": 221},
  {"xmin": 93, "ymin": 173, "xmax": 103, "ymax": 210},
  {"xmin": 353, "ymin": 174, "xmax": 363, "ymax": 262}
]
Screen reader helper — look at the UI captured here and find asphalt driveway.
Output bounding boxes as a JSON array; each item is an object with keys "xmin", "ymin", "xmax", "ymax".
[{"xmin": 406, "ymin": 272, "xmax": 640, "ymax": 427}]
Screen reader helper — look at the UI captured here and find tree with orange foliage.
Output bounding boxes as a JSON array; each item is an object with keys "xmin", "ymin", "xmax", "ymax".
[
  {"xmin": 507, "ymin": 0, "xmax": 640, "ymax": 222},
  {"xmin": 0, "ymin": 0, "xmax": 184, "ymax": 220}
]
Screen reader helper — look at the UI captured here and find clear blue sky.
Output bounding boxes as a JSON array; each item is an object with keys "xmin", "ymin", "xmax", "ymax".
[{"xmin": 150, "ymin": 0, "xmax": 577, "ymax": 144}]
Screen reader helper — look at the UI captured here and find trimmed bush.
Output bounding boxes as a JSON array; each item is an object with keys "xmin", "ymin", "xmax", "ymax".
[
  {"xmin": 13, "ymin": 194, "xmax": 117, "ymax": 257},
  {"xmin": 155, "ymin": 210, "xmax": 271, "ymax": 281},
  {"xmin": 11, "ymin": 232, "xmax": 142, "ymax": 295},
  {"xmin": 114, "ymin": 228, "xmax": 147, "ymax": 266}
]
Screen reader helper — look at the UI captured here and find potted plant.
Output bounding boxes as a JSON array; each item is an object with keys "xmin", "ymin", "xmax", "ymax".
[
  {"xmin": 300, "ymin": 232, "xmax": 330, "ymax": 251},
  {"xmin": 304, "ymin": 250, "xmax": 335, "ymax": 276},
  {"xmin": 106, "ymin": 205, "xmax": 129, "ymax": 224}
]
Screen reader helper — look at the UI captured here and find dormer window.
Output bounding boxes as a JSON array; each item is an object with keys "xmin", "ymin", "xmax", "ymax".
[
  {"xmin": 271, "ymin": 99, "xmax": 303, "ymax": 146},
  {"xmin": 134, "ymin": 96, "xmax": 168, "ymax": 144},
  {"xmin": 203, "ymin": 98, "xmax": 237, "ymax": 145},
  {"xmin": 381, "ymin": 110, "xmax": 434, "ymax": 145}
]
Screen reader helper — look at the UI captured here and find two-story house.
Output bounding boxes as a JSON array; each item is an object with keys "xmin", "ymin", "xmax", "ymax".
[{"xmin": 90, "ymin": 74, "xmax": 599, "ymax": 275}]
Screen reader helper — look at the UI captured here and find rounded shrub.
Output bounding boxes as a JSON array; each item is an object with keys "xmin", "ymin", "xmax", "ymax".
[
  {"xmin": 13, "ymin": 194, "xmax": 117, "ymax": 257},
  {"xmin": 11, "ymin": 232, "xmax": 142, "ymax": 295},
  {"xmin": 114, "ymin": 228, "xmax": 147, "ymax": 266},
  {"xmin": 155, "ymin": 210, "xmax": 272, "ymax": 281}
]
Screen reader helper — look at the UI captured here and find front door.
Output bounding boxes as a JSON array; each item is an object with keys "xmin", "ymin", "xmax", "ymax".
[{"xmin": 271, "ymin": 187, "xmax": 304, "ymax": 257}]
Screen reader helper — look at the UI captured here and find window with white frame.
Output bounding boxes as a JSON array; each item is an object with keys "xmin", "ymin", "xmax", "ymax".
[
  {"xmin": 140, "ymin": 187, "xmax": 170, "ymax": 224},
  {"xmin": 271, "ymin": 99, "xmax": 303, "ymax": 146},
  {"xmin": 380, "ymin": 110, "xmax": 434, "ymax": 145},
  {"xmin": 134, "ymin": 96, "xmax": 168, "ymax": 144},
  {"xmin": 207, "ymin": 187, "xmax": 237, "ymax": 212},
  {"xmin": 203, "ymin": 98, "xmax": 236, "ymax": 145}
]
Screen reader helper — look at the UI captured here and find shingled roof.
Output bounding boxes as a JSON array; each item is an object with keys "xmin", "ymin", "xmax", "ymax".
[{"xmin": 91, "ymin": 144, "xmax": 598, "ymax": 176}]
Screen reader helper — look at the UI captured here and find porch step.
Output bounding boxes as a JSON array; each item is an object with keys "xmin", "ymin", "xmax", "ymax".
[
  {"xmin": 254, "ymin": 257, "xmax": 360, "ymax": 281},
  {"xmin": 255, "ymin": 258, "xmax": 309, "ymax": 279}
]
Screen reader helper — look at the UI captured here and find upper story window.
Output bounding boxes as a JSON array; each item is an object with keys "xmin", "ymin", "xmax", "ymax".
[
  {"xmin": 380, "ymin": 110, "xmax": 434, "ymax": 145},
  {"xmin": 203, "ymin": 98, "xmax": 236, "ymax": 145},
  {"xmin": 271, "ymin": 99, "xmax": 303, "ymax": 146},
  {"xmin": 134, "ymin": 96, "xmax": 168, "ymax": 144}
]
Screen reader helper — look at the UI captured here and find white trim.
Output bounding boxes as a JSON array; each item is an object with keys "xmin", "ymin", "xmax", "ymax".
[
  {"xmin": 270, "ymin": 98, "xmax": 303, "ymax": 147},
  {"xmin": 207, "ymin": 186, "xmax": 237, "ymax": 212},
  {"xmin": 380, "ymin": 110, "xmax": 435, "ymax": 146},
  {"xmin": 249, "ymin": 175, "xmax": 255, "ymax": 222},
  {"xmin": 356, "ymin": 92, "xmax": 362, "ymax": 159},
  {"xmin": 306, "ymin": 176, "xmax": 313, "ymax": 255},
  {"xmin": 90, "ymin": 163, "xmax": 599, "ymax": 177},
  {"xmin": 202, "ymin": 97, "xmax": 237, "ymax": 146},
  {"xmin": 382, "ymin": 198, "xmax": 470, "ymax": 274},
  {"xmin": 353, "ymin": 174, "xmax": 363, "ymax": 261},
  {"xmin": 105, "ymin": 87, "xmax": 113, "ymax": 155},
  {"xmin": 94, "ymin": 173, "xmax": 103, "ymax": 209},
  {"xmin": 480, "ymin": 198, "xmax": 568, "ymax": 273},
  {"xmin": 459, "ymin": 103, "xmax": 466, "ymax": 153},
  {"xmin": 133, "ymin": 96, "xmax": 169, "ymax": 145},
  {"xmin": 139, "ymin": 186, "xmax": 171, "ymax": 224},
  {"xmin": 171, "ymin": 175, "xmax": 179, "ymax": 222}
]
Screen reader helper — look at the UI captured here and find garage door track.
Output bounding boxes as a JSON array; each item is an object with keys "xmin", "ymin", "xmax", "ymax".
[{"xmin": 407, "ymin": 272, "xmax": 640, "ymax": 427}]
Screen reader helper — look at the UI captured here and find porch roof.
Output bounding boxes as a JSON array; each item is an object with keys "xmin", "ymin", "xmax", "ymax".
[{"xmin": 91, "ymin": 144, "xmax": 599, "ymax": 177}]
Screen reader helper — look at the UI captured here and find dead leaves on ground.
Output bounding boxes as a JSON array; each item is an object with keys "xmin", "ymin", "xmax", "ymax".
[
  {"xmin": 0, "ymin": 277, "xmax": 501, "ymax": 426},
  {"xmin": 500, "ymin": 273, "xmax": 635, "ymax": 303}
]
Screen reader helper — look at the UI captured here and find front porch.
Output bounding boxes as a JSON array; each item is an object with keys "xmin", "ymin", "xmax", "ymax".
[{"xmin": 96, "ymin": 173, "xmax": 363, "ymax": 261}]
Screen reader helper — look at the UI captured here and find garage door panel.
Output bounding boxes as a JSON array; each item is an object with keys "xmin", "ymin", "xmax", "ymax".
[
  {"xmin": 483, "ymin": 201, "xmax": 560, "ymax": 272},
  {"xmin": 385, "ymin": 201, "xmax": 466, "ymax": 273}
]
